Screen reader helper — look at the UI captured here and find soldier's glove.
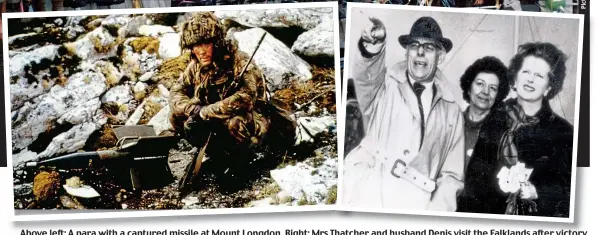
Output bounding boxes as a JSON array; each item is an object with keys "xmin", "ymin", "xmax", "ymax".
[
  {"xmin": 231, "ymin": 121, "xmax": 251, "ymax": 144},
  {"xmin": 184, "ymin": 106, "xmax": 205, "ymax": 133}
]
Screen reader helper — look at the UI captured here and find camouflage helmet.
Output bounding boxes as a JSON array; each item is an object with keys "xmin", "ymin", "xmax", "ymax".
[{"xmin": 179, "ymin": 12, "xmax": 225, "ymax": 50}]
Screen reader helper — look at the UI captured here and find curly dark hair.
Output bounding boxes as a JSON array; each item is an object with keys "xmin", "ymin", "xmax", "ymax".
[
  {"xmin": 460, "ymin": 56, "xmax": 510, "ymax": 106},
  {"xmin": 508, "ymin": 42, "xmax": 568, "ymax": 100}
]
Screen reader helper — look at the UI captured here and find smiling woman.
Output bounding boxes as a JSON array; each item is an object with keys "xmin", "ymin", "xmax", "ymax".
[
  {"xmin": 455, "ymin": 56, "xmax": 509, "ymax": 212},
  {"xmin": 460, "ymin": 42, "xmax": 574, "ymax": 217},
  {"xmin": 457, "ymin": 56, "xmax": 509, "ymax": 165}
]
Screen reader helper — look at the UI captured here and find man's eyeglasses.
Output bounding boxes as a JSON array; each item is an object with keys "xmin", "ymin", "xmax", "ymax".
[{"xmin": 407, "ymin": 42, "xmax": 439, "ymax": 53}]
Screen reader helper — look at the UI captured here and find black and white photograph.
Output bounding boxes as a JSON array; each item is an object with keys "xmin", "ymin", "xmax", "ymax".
[{"xmin": 339, "ymin": 3, "xmax": 583, "ymax": 222}]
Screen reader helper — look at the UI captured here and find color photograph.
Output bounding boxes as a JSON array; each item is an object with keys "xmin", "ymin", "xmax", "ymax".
[{"xmin": 4, "ymin": 2, "xmax": 340, "ymax": 220}]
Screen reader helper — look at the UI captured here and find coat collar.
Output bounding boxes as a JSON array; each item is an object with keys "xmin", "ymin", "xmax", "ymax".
[
  {"xmin": 387, "ymin": 61, "xmax": 456, "ymax": 104},
  {"xmin": 502, "ymin": 98, "xmax": 556, "ymax": 124},
  {"xmin": 190, "ymin": 58, "xmax": 229, "ymax": 86}
]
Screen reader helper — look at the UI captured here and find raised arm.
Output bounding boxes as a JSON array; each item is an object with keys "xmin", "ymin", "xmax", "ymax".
[{"xmin": 351, "ymin": 16, "xmax": 389, "ymax": 125}]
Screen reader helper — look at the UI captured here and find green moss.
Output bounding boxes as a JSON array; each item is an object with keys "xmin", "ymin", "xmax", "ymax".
[
  {"xmin": 98, "ymin": 63, "xmax": 119, "ymax": 87},
  {"xmin": 139, "ymin": 99, "xmax": 163, "ymax": 125},
  {"xmin": 326, "ymin": 185, "xmax": 337, "ymax": 205},
  {"xmin": 279, "ymin": 196, "xmax": 293, "ymax": 204},
  {"xmin": 134, "ymin": 91, "xmax": 148, "ymax": 102},
  {"xmin": 63, "ymin": 42, "xmax": 77, "ymax": 56},
  {"xmin": 154, "ymin": 51, "xmax": 191, "ymax": 88},
  {"xmin": 122, "ymin": 56, "xmax": 142, "ymax": 81},
  {"xmin": 130, "ymin": 37, "xmax": 160, "ymax": 55},
  {"xmin": 262, "ymin": 183, "xmax": 281, "ymax": 197},
  {"xmin": 118, "ymin": 104, "xmax": 128, "ymax": 113},
  {"xmin": 297, "ymin": 192, "xmax": 317, "ymax": 206}
]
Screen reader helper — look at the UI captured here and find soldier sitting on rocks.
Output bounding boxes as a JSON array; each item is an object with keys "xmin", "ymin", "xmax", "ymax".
[{"xmin": 168, "ymin": 12, "xmax": 310, "ymax": 188}]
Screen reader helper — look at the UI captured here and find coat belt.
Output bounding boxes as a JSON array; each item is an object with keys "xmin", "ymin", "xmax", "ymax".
[{"xmin": 358, "ymin": 138, "xmax": 437, "ymax": 193}]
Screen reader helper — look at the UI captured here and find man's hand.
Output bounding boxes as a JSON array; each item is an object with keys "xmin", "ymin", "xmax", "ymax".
[{"xmin": 360, "ymin": 14, "xmax": 386, "ymax": 55}]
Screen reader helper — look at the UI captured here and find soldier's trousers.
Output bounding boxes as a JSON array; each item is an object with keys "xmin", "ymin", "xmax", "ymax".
[{"xmin": 169, "ymin": 99, "xmax": 297, "ymax": 158}]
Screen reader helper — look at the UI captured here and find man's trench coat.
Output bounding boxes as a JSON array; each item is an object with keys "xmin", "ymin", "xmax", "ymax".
[{"xmin": 342, "ymin": 43, "xmax": 465, "ymax": 211}]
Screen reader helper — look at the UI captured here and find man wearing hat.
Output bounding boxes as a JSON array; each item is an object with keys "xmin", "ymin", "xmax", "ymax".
[
  {"xmin": 169, "ymin": 12, "xmax": 297, "ymax": 167},
  {"xmin": 342, "ymin": 15, "xmax": 465, "ymax": 211}
]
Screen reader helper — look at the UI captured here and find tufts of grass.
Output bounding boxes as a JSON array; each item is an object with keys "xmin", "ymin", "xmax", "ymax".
[{"xmin": 326, "ymin": 185, "xmax": 337, "ymax": 205}]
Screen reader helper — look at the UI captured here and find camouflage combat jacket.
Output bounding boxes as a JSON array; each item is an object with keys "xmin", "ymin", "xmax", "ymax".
[{"xmin": 169, "ymin": 50, "xmax": 266, "ymax": 121}]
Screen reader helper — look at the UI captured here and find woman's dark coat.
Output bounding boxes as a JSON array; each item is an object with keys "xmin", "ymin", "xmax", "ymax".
[{"xmin": 458, "ymin": 98, "xmax": 573, "ymax": 217}]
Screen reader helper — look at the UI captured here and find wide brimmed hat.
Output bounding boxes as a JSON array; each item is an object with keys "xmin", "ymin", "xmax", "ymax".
[{"xmin": 398, "ymin": 17, "xmax": 453, "ymax": 53}]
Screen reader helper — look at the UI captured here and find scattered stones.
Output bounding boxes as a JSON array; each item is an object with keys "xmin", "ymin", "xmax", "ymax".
[
  {"xmin": 101, "ymin": 84, "xmax": 135, "ymax": 123},
  {"xmin": 64, "ymin": 27, "xmax": 118, "ymax": 63},
  {"xmin": 14, "ymin": 183, "xmax": 33, "ymax": 197},
  {"xmin": 13, "ymin": 150, "xmax": 38, "ymax": 168},
  {"xmin": 125, "ymin": 100, "xmax": 146, "ymax": 126},
  {"xmin": 9, "ymin": 44, "xmax": 60, "ymax": 78},
  {"xmin": 133, "ymin": 82, "xmax": 149, "ymax": 95},
  {"xmin": 291, "ymin": 15, "xmax": 335, "ymax": 59},
  {"xmin": 231, "ymin": 28, "xmax": 312, "ymax": 91},
  {"xmin": 94, "ymin": 61, "xmax": 124, "ymax": 86},
  {"xmin": 157, "ymin": 84, "xmax": 170, "ymax": 98},
  {"xmin": 10, "ymin": 10, "xmax": 337, "ymax": 211},
  {"xmin": 118, "ymin": 15, "xmax": 152, "ymax": 38},
  {"xmin": 295, "ymin": 116, "xmax": 336, "ymax": 144},
  {"xmin": 214, "ymin": 8, "xmax": 332, "ymax": 31},
  {"xmin": 139, "ymin": 71, "xmax": 155, "ymax": 82},
  {"xmin": 66, "ymin": 176, "xmax": 83, "ymax": 188},
  {"xmin": 139, "ymin": 25, "xmax": 175, "ymax": 38},
  {"xmin": 56, "ymin": 98, "xmax": 103, "ymax": 125},
  {"xmin": 11, "ymin": 70, "xmax": 108, "ymax": 152},
  {"xmin": 158, "ymin": 33, "xmax": 182, "ymax": 60},
  {"xmin": 101, "ymin": 15, "xmax": 131, "ymax": 29},
  {"xmin": 270, "ymin": 156, "xmax": 337, "ymax": 205},
  {"xmin": 147, "ymin": 106, "xmax": 173, "ymax": 136},
  {"xmin": 101, "ymin": 84, "xmax": 133, "ymax": 106},
  {"xmin": 36, "ymin": 121, "xmax": 107, "ymax": 159}
]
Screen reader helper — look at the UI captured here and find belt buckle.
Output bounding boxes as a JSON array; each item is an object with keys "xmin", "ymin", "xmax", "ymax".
[
  {"xmin": 391, "ymin": 159, "xmax": 407, "ymax": 179},
  {"xmin": 390, "ymin": 159, "xmax": 436, "ymax": 193}
]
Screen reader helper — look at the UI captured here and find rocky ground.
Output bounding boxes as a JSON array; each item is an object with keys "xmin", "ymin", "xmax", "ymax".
[{"xmin": 9, "ymin": 9, "xmax": 337, "ymax": 210}]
